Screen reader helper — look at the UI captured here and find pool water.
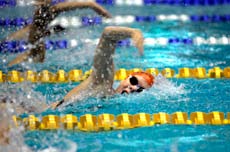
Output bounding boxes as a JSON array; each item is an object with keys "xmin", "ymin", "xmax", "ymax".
[{"xmin": 1, "ymin": 4, "xmax": 230, "ymax": 152}]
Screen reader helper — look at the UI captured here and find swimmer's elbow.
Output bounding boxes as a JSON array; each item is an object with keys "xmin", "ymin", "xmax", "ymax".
[
  {"xmin": 103, "ymin": 26, "xmax": 136, "ymax": 37},
  {"xmin": 103, "ymin": 26, "xmax": 120, "ymax": 33}
]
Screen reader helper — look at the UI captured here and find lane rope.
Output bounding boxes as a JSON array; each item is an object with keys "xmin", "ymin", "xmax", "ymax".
[
  {"xmin": 13, "ymin": 111, "xmax": 230, "ymax": 131},
  {"xmin": 1, "ymin": 67, "xmax": 230, "ymax": 83},
  {"xmin": 1, "ymin": 15, "xmax": 230, "ymax": 27},
  {"xmin": 1, "ymin": 36, "xmax": 230, "ymax": 53}
]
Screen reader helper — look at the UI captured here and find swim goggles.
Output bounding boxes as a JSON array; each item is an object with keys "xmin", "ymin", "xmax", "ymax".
[{"xmin": 129, "ymin": 76, "xmax": 145, "ymax": 93}]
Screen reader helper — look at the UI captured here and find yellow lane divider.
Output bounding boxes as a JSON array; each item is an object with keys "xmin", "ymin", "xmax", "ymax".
[
  {"xmin": 1, "ymin": 67, "xmax": 230, "ymax": 83},
  {"xmin": 13, "ymin": 111, "xmax": 230, "ymax": 132}
]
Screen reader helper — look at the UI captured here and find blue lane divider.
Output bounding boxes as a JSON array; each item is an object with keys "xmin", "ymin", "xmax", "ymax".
[
  {"xmin": 0, "ymin": 39, "xmax": 130, "ymax": 53},
  {"xmin": 168, "ymin": 38, "xmax": 193, "ymax": 44},
  {"xmin": 45, "ymin": 40, "xmax": 68, "ymax": 50},
  {"xmin": 1, "ymin": 0, "xmax": 230, "ymax": 8},
  {"xmin": 0, "ymin": 0, "xmax": 16, "ymax": 7},
  {"xmin": 0, "ymin": 38, "xmax": 194, "ymax": 53},
  {"xmin": 1, "ymin": 36, "xmax": 230, "ymax": 53},
  {"xmin": 135, "ymin": 15, "xmax": 230, "ymax": 22},
  {"xmin": 0, "ymin": 18, "xmax": 33, "ymax": 26},
  {"xmin": 143, "ymin": 0, "xmax": 230, "ymax": 5},
  {"xmin": 135, "ymin": 16, "xmax": 157, "ymax": 22},
  {"xmin": 1, "ymin": 15, "xmax": 230, "ymax": 27},
  {"xmin": 96, "ymin": 0, "xmax": 114, "ymax": 5},
  {"xmin": 81, "ymin": 16, "xmax": 102, "ymax": 26},
  {"xmin": 51, "ymin": 0, "xmax": 65, "ymax": 5},
  {"xmin": 0, "ymin": 41, "xmax": 26, "ymax": 53},
  {"xmin": 0, "ymin": 40, "xmax": 68, "ymax": 53},
  {"xmin": 190, "ymin": 15, "xmax": 230, "ymax": 22}
]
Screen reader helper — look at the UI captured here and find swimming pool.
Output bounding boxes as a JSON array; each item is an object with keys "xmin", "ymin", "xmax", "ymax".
[{"xmin": 0, "ymin": 1, "xmax": 230, "ymax": 152}]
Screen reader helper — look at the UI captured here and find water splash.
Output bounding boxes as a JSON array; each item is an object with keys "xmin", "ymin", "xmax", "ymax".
[
  {"xmin": 0, "ymin": 82, "xmax": 47, "ymax": 114},
  {"xmin": 38, "ymin": 139, "xmax": 78, "ymax": 152},
  {"xmin": 0, "ymin": 103, "xmax": 31, "ymax": 152},
  {"xmin": 0, "ymin": 82, "xmax": 48, "ymax": 151},
  {"xmin": 150, "ymin": 74, "xmax": 189, "ymax": 102}
]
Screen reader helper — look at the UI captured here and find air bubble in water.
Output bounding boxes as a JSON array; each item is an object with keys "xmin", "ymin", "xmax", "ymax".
[
  {"xmin": 27, "ymin": 94, "xmax": 31, "ymax": 99},
  {"xmin": 117, "ymin": 133, "xmax": 122, "ymax": 138},
  {"xmin": 28, "ymin": 58, "xmax": 33, "ymax": 63}
]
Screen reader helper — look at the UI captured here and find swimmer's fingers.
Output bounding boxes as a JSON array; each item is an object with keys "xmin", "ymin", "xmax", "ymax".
[{"xmin": 131, "ymin": 29, "xmax": 144, "ymax": 55}]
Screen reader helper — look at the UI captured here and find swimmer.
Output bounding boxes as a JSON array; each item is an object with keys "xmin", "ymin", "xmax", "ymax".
[
  {"xmin": 51, "ymin": 26, "xmax": 155, "ymax": 109},
  {"xmin": 6, "ymin": 0, "xmax": 111, "ymax": 67}
]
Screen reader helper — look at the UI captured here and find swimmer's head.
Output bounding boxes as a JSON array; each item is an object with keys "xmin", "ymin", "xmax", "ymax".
[{"xmin": 116, "ymin": 71, "xmax": 154, "ymax": 94}]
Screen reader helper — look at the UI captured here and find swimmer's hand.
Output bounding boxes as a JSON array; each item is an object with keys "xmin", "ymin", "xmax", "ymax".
[
  {"xmin": 131, "ymin": 29, "xmax": 144, "ymax": 55},
  {"xmin": 48, "ymin": 99, "xmax": 65, "ymax": 110},
  {"xmin": 50, "ymin": 102, "xmax": 59, "ymax": 110}
]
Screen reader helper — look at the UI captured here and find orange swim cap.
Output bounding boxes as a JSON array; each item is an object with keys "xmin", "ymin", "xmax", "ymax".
[{"xmin": 130, "ymin": 71, "xmax": 154, "ymax": 86}]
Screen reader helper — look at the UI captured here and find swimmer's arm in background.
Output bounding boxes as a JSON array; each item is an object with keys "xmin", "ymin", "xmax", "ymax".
[
  {"xmin": 8, "ymin": 41, "xmax": 46, "ymax": 67},
  {"xmin": 51, "ymin": 1, "xmax": 112, "ymax": 18},
  {"xmin": 1, "ymin": 24, "xmax": 32, "ymax": 41},
  {"xmin": 7, "ymin": 51, "xmax": 30, "ymax": 67}
]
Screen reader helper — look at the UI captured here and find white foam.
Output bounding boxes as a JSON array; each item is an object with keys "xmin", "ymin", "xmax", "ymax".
[
  {"xmin": 38, "ymin": 140, "xmax": 78, "ymax": 152},
  {"xmin": 150, "ymin": 74, "xmax": 188, "ymax": 102}
]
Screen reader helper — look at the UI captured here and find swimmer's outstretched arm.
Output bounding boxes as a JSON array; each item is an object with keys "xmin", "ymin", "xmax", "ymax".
[
  {"xmin": 51, "ymin": 26, "xmax": 143, "ymax": 109},
  {"xmin": 1, "ymin": 24, "xmax": 31, "ymax": 41},
  {"xmin": 51, "ymin": 1, "xmax": 111, "ymax": 18},
  {"xmin": 7, "ymin": 41, "xmax": 46, "ymax": 67},
  {"xmin": 7, "ymin": 24, "xmax": 65, "ymax": 66}
]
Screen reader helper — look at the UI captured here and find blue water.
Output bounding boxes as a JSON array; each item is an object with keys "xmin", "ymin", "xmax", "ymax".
[{"xmin": 1, "ymin": 4, "xmax": 230, "ymax": 152}]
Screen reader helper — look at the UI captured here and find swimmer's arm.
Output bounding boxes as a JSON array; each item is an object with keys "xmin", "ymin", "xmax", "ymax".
[
  {"xmin": 2, "ymin": 24, "xmax": 31, "ymax": 41},
  {"xmin": 92, "ymin": 26, "xmax": 144, "ymax": 84},
  {"xmin": 8, "ymin": 41, "xmax": 46, "ymax": 67},
  {"xmin": 51, "ymin": 1, "xmax": 111, "ymax": 18},
  {"xmin": 7, "ymin": 51, "xmax": 30, "ymax": 67},
  {"xmin": 50, "ymin": 77, "xmax": 93, "ymax": 109}
]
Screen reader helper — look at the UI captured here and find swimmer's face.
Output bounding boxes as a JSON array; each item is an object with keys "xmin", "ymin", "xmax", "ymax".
[{"xmin": 116, "ymin": 75, "xmax": 152, "ymax": 94}]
